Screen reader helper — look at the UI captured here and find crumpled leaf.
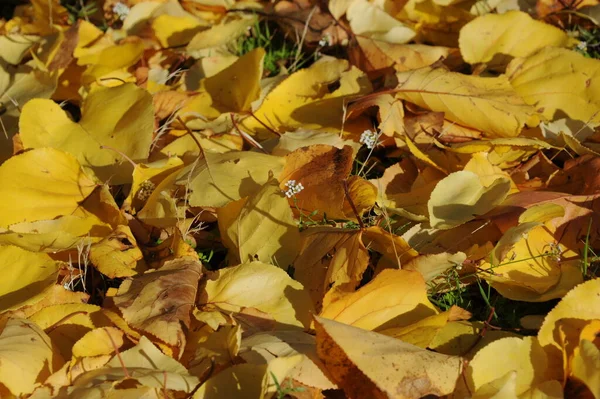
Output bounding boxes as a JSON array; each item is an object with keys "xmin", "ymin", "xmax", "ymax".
[
  {"xmin": 217, "ymin": 178, "xmax": 300, "ymax": 267},
  {"xmin": 293, "ymin": 226, "xmax": 370, "ymax": 312},
  {"xmin": 20, "ymin": 83, "xmax": 154, "ymax": 184},
  {"xmin": 113, "ymin": 257, "xmax": 202, "ymax": 358},
  {"xmin": 395, "ymin": 66, "xmax": 538, "ymax": 137},
  {"xmin": 315, "ymin": 316, "xmax": 463, "ymax": 399},
  {"xmin": 199, "ymin": 261, "xmax": 314, "ymax": 330}
]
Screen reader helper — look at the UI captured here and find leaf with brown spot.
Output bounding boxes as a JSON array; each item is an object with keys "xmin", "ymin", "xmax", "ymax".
[
  {"xmin": 113, "ymin": 256, "xmax": 202, "ymax": 358},
  {"xmin": 314, "ymin": 316, "xmax": 463, "ymax": 399}
]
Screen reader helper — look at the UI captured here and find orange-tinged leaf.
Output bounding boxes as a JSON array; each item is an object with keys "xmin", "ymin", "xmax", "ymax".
[
  {"xmin": 314, "ymin": 316, "xmax": 462, "ymax": 399},
  {"xmin": 279, "ymin": 145, "xmax": 354, "ymax": 219},
  {"xmin": 293, "ymin": 227, "xmax": 370, "ymax": 312},
  {"xmin": 114, "ymin": 257, "xmax": 202, "ymax": 358},
  {"xmin": 320, "ymin": 269, "xmax": 438, "ymax": 331}
]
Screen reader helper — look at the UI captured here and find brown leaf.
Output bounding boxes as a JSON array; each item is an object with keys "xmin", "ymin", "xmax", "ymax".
[{"xmin": 113, "ymin": 256, "xmax": 202, "ymax": 358}]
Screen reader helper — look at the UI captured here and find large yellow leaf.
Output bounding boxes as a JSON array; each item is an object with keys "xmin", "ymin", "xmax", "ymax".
[
  {"xmin": 73, "ymin": 336, "xmax": 199, "ymax": 392},
  {"xmin": 0, "ymin": 318, "xmax": 59, "ymax": 396},
  {"xmin": 217, "ymin": 178, "xmax": 300, "ymax": 268},
  {"xmin": 314, "ymin": 316, "xmax": 462, "ymax": 398},
  {"xmin": 184, "ymin": 151, "xmax": 285, "ymax": 208},
  {"xmin": 346, "ymin": 0, "xmax": 416, "ymax": 44},
  {"xmin": 0, "ymin": 148, "xmax": 97, "ymax": 227},
  {"xmin": 507, "ymin": 47, "xmax": 600, "ymax": 124},
  {"xmin": 20, "ymin": 83, "xmax": 154, "ymax": 184},
  {"xmin": 539, "ymin": 279, "xmax": 600, "ymax": 353},
  {"xmin": 239, "ymin": 58, "xmax": 372, "ymax": 139},
  {"xmin": 395, "ymin": 66, "xmax": 537, "ymax": 137},
  {"xmin": 293, "ymin": 227, "xmax": 370, "ymax": 312},
  {"xmin": 428, "ymin": 170, "xmax": 511, "ymax": 229},
  {"xmin": 0, "ymin": 246, "xmax": 61, "ymax": 312},
  {"xmin": 480, "ymin": 223, "xmax": 583, "ymax": 301},
  {"xmin": 571, "ymin": 339, "xmax": 600, "ymax": 398},
  {"xmin": 458, "ymin": 336, "xmax": 557, "ymax": 398},
  {"xmin": 113, "ymin": 257, "xmax": 202, "ymax": 358},
  {"xmin": 200, "ymin": 262, "xmax": 314, "ymax": 330},
  {"xmin": 0, "ymin": 62, "xmax": 57, "ymax": 163},
  {"xmin": 152, "ymin": 14, "xmax": 206, "ymax": 48},
  {"xmin": 320, "ymin": 269, "xmax": 438, "ymax": 331},
  {"xmin": 459, "ymin": 11, "xmax": 570, "ymax": 66}
]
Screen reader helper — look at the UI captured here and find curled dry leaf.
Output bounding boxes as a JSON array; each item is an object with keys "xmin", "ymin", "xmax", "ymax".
[{"xmin": 114, "ymin": 257, "xmax": 203, "ymax": 358}]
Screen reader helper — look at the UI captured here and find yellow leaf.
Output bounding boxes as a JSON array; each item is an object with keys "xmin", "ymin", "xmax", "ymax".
[
  {"xmin": 193, "ymin": 363, "xmax": 268, "ymax": 398},
  {"xmin": 71, "ymin": 326, "xmax": 124, "ymax": 358},
  {"xmin": 187, "ymin": 15, "xmax": 257, "ymax": 51},
  {"xmin": 239, "ymin": 330, "xmax": 336, "ymax": 390},
  {"xmin": 395, "ymin": 66, "xmax": 537, "ymax": 137},
  {"xmin": 0, "ymin": 318, "xmax": 59, "ymax": 396},
  {"xmin": 185, "ymin": 151, "xmax": 285, "ymax": 208},
  {"xmin": 362, "ymin": 225, "xmax": 419, "ymax": 269},
  {"xmin": 240, "ymin": 58, "xmax": 372, "ymax": 139},
  {"xmin": 184, "ymin": 324, "xmax": 240, "ymax": 380},
  {"xmin": 459, "ymin": 11, "xmax": 571, "ymax": 66},
  {"xmin": 89, "ymin": 225, "xmax": 144, "ymax": 278},
  {"xmin": 217, "ymin": 178, "xmax": 300, "ymax": 267},
  {"xmin": 320, "ymin": 269, "xmax": 438, "ymax": 331},
  {"xmin": 481, "ymin": 223, "xmax": 582, "ymax": 301},
  {"xmin": 507, "ymin": 47, "xmax": 600, "ymax": 124},
  {"xmin": 293, "ymin": 227, "xmax": 370, "ymax": 311},
  {"xmin": 113, "ymin": 257, "xmax": 202, "ymax": 358},
  {"xmin": 460, "ymin": 336, "xmax": 555, "ymax": 397},
  {"xmin": 152, "ymin": 14, "xmax": 206, "ymax": 48},
  {"xmin": 0, "ymin": 148, "xmax": 97, "ymax": 227},
  {"xmin": 404, "ymin": 252, "xmax": 466, "ymax": 283},
  {"xmin": 347, "ymin": 0, "xmax": 416, "ymax": 44},
  {"xmin": 539, "ymin": 279, "xmax": 600, "ymax": 355},
  {"xmin": 518, "ymin": 203, "xmax": 565, "ymax": 224},
  {"xmin": 20, "ymin": 84, "xmax": 154, "ymax": 184},
  {"xmin": 378, "ymin": 306, "xmax": 471, "ymax": 348},
  {"xmin": 314, "ymin": 316, "xmax": 462, "ymax": 398},
  {"xmin": 0, "ymin": 246, "xmax": 61, "ymax": 312},
  {"xmin": 75, "ymin": 336, "xmax": 199, "ymax": 392},
  {"xmin": 201, "ymin": 262, "xmax": 314, "ymax": 330},
  {"xmin": 272, "ymin": 129, "xmax": 361, "ymax": 156},
  {"xmin": 428, "ymin": 170, "xmax": 511, "ymax": 229},
  {"xmin": 571, "ymin": 339, "xmax": 600, "ymax": 398}
]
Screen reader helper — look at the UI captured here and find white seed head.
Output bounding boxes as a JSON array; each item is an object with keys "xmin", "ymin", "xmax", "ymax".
[
  {"xmin": 360, "ymin": 129, "xmax": 379, "ymax": 149},
  {"xmin": 113, "ymin": 2, "xmax": 130, "ymax": 20},
  {"xmin": 284, "ymin": 180, "xmax": 304, "ymax": 198}
]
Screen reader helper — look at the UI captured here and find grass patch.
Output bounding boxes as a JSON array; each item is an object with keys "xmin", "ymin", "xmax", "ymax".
[{"xmin": 235, "ymin": 19, "xmax": 316, "ymax": 76}]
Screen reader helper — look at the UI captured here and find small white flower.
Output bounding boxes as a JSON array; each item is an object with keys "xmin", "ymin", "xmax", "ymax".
[
  {"xmin": 113, "ymin": 2, "xmax": 130, "ymax": 20},
  {"xmin": 577, "ymin": 41, "xmax": 588, "ymax": 51},
  {"xmin": 318, "ymin": 35, "xmax": 331, "ymax": 47},
  {"xmin": 360, "ymin": 129, "xmax": 379, "ymax": 149},
  {"xmin": 284, "ymin": 180, "xmax": 304, "ymax": 198},
  {"xmin": 455, "ymin": 264, "xmax": 463, "ymax": 271}
]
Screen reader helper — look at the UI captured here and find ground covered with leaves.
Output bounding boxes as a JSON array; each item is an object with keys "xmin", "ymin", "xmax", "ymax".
[{"xmin": 2, "ymin": 0, "xmax": 600, "ymax": 397}]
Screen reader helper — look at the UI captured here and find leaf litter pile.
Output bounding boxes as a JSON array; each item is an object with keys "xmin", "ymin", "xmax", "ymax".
[{"xmin": 3, "ymin": 0, "xmax": 600, "ymax": 397}]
